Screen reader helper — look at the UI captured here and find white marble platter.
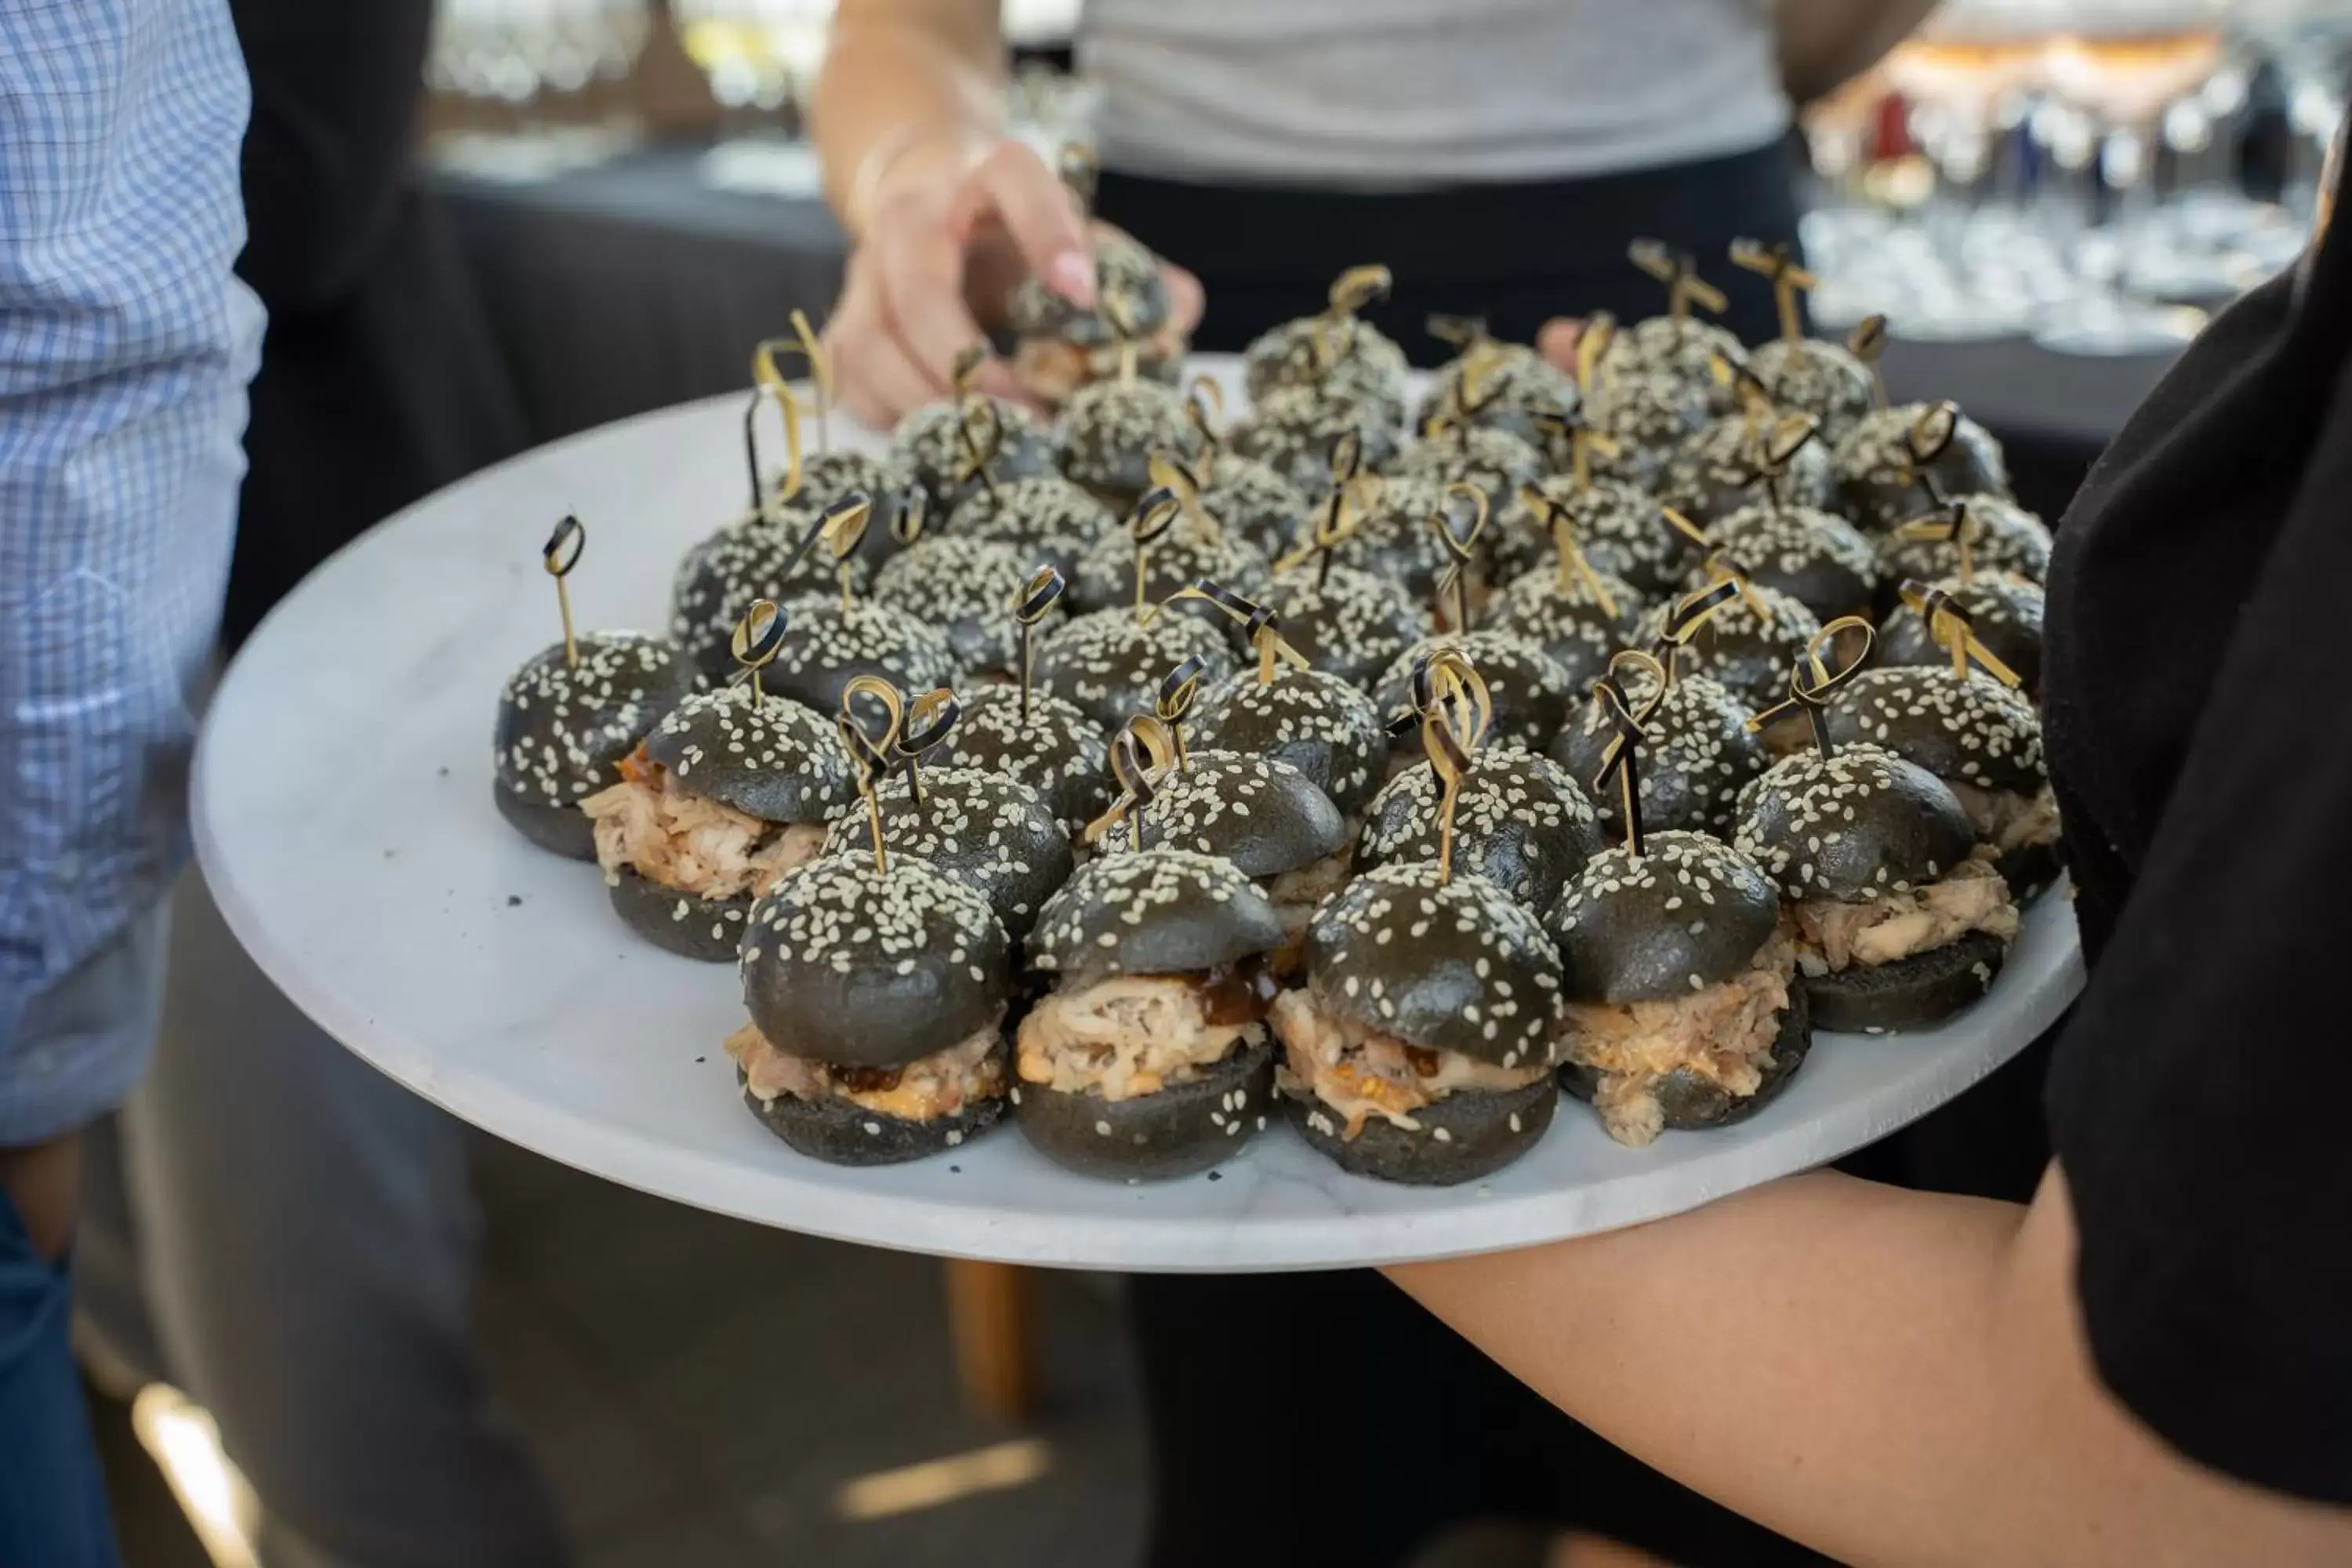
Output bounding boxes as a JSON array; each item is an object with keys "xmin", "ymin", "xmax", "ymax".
[{"xmin": 193, "ymin": 361, "xmax": 2085, "ymax": 1272}]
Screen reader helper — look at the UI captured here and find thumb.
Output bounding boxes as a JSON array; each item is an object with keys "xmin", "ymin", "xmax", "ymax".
[
  {"xmin": 965, "ymin": 139, "xmax": 1094, "ymax": 307},
  {"xmin": 1537, "ymin": 317, "xmax": 1584, "ymax": 378}
]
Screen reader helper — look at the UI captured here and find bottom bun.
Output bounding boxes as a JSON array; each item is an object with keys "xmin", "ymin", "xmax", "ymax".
[
  {"xmin": 744, "ymin": 1073, "xmax": 1007, "ymax": 1166},
  {"xmin": 495, "ymin": 785, "xmax": 595, "ymax": 860},
  {"xmin": 1803, "ymin": 929, "xmax": 2008, "ymax": 1034},
  {"xmin": 1285, "ymin": 1076, "xmax": 1558, "ymax": 1187},
  {"xmin": 607, "ymin": 868, "xmax": 755, "ymax": 962},
  {"xmin": 1560, "ymin": 985, "xmax": 1811, "ymax": 1134},
  {"xmin": 1016, "ymin": 1033, "xmax": 1276, "ymax": 1181}
]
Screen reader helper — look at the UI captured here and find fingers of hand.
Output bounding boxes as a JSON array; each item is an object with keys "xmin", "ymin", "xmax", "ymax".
[
  {"xmin": 1161, "ymin": 260, "xmax": 1207, "ymax": 338},
  {"xmin": 967, "ymin": 140, "xmax": 1094, "ymax": 307},
  {"xmin": 1538, "ymin": 317, "xmax": 1584, "ymax": 376},
  {"xmin": 826, "ymin": 255, "xmax": 943, "ymax": 428},
  {"xmin": 872, "ymin": 221, "xmax": 995, "ymax": 395}
]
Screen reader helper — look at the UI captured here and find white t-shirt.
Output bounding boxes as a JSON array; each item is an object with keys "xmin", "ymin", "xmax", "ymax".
[{"xmin": 1077, "ymin": 0, "xmax": 1791, "ymax": 190}]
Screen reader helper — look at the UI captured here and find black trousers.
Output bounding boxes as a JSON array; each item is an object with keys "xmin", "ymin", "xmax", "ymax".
[
  {"xmin": 1098, "ymin": 141, "xmax": 1836, "ymax": 1568},
  {"xmin": 1096, "ymin": 139, "xmax": 1807, "ymax": 364}
]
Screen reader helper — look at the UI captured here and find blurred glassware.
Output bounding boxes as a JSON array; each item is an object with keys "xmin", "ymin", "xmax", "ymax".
[
  {"xmin": 1801, "ymin": 0, "xmax": 2323, "ymax": 357},
  {"xmin": 426, "ymin": 0, "xmax": 653, "ymax": 180}
]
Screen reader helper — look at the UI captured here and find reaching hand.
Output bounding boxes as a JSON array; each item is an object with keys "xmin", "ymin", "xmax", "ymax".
[{"xmin": 825, "ymin": 133, "xmax": 1203, "ymax": 427}]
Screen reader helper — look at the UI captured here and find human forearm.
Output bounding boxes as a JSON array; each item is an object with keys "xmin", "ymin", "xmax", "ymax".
[
  {"xmin": 814, "ymin": 0, "xmax": 1007, "ymax": 237},
  {"xmin": 1778, "ymin": 0, "xmax": 1940, "ymax": 103},
  {"xmin": 1390, "ymin": 1167, "xmax": 2352, "ymax": 1566}
]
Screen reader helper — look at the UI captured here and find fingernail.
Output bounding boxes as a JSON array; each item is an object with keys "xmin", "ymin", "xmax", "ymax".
[{"xmin": 1049, "ymin": 249, "xmax": 1096, "ymax": 307}]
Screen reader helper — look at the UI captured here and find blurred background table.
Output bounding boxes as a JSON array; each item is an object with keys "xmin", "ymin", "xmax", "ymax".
[{"xmin": 431, "ymin": 146, "xmax": 2182, "ymax": 523}]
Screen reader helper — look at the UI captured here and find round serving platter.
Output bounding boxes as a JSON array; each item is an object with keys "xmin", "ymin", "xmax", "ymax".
[{"xmin": 194, "ymin": 361, "xmax": 2085, "ymax": 1272}]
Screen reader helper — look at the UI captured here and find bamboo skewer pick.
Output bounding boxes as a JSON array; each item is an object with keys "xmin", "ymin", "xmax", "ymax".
[
  {"xmin": 1649, "ymin": 578, "xmax": 1742, "ymax": 689},
  {"xmin": 1896, "ymin": 578, "xmax": 2022, "ymax": 688},
  {"xmin": 1405, "ymin": 648, "xmax": 1490, "ymax": 884},
  {"xmin": 1013, "ymin": 566, "xmax": 1065, "ymax": 724},
  {"xmin": 1730, "ymin": 238, "xmax": 1818, "ymax": 347},
  {"xmin": 1184, "ymin": 376, "xmax": 1225, "ymax": 464},
  {"xmin": 1575, "ymin": 312, "xmax": 1617, "ymax": 393},
  {"xmin": 1849, "ymin": 315, "xmax": 1890, "ymax": 408},
  {"xmin": 542, "ymin": 515, "xmax": 585, "ymax": 668},
  {"xmin": 750, "ymin": 339, "xmax": 811, "ymax": 503},
  {"xmin": 1591, "ymin": 648, "xmax": 1669, "ymax": 858},
  {"xmin": 815, "ymin": 492, "xmax": 874, "ymax": 612},
  {"xmin": 837, "ymin": 675, "xmax": 909, "ymax": 873},
  {"xmin": 1314, "ymin": 264, "xmax": 1392, "ymax": 376},
  {"xmin": 1745, "ymin": 616, "xmax": 1875, "ymax": 756},
  {"xmin": 1628, "ymin": 240, "xmax": 1727, "ymax": 322},
  {"xmin": 956, "ymin": 393, "xmax": 1006, "ymax": 505},
  {"xmin": 1516, "ymin": 485, "xmax": 1618, "ymax": 619},
  {"xmin": 1084, "ymin": 714, "xmax": 1178, "ymax": 850},
  {"xmin": 729, "ymin": 597, "xmax": 788, "ymax": 702},
  {"xmin": 1156, "ymin": 655, "xmax": 1208, "ymax": 768},
  {"xmin": 896, "ymin": 685, "xmax": 962, "ymax": 808},
  {"xmin": 1168, "ymin": 580, "xmax": 1310, "ymax": 688},
  {"xmin": 1429, "ymin": 482, "xmax": 1489, "ymax": 633},
  {"xmin": 1127, "ymin": 486, "xmax": 1183, "ymax": 618},
  {"xmin": 1897, "ymin": 499, "xmax": 1979, "ymax": 585}
]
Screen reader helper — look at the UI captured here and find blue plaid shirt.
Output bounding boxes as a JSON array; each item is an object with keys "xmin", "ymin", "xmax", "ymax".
[{"xmin": 0, "ymin": 2, "xmax": 263, "ymax": 1144}]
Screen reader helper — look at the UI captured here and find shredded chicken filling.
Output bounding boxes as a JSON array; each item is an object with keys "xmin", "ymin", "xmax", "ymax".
[
  {"xmin": 1791, "ymin": 858, "xmax": 2020, "ymax": 975},
  {"xmin": 1947, "ymin": 780, "xmax": 2063, "ymax": 855},
  {"xmin": 724, "ymin": 1020, "xmax": 1005, "ymax": 1122},
  {"xmin": 1559, "ymin": 931, "xmax": 1797, "ymax": 1149},
  {"xmin": 581, "ymin": 751, "xmax": 824, "ymax": 900},
  {"xmin": 1017, "ymin": 971, "xmax": 1272, "ymax": 1102},
  {"xmin": 1014, "ymin": 322, "xmax": 1188, "ymax": 406},
  {"xmin": 1269, "ymin": 989, "xmax": 1549, "ymax": 1138}
]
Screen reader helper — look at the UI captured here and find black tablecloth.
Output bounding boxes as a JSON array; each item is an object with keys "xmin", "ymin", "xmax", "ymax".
[{"xmin": 436, "ymin": 147, "xmax": 2183, "ymax": 521}]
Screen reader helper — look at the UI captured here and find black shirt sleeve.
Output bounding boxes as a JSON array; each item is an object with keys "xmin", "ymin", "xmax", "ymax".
[{"xmin": 2045, "ymin": 257, "xmax": 2352, "ymax": 1505}]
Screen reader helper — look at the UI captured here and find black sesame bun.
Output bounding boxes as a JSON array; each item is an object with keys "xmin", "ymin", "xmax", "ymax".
[
  {"xmin": 1550, "ymin": 669, "xmax": 1767, "ymax": 839},
  {"xmin": 1559, "ymin": 988, "xmax": 1810, "ymax": 1133},
  {"xmin": 946, "ymin": 474, "xmax": 1118, "ymax": 581},
  {"xmin": 928, "ymin": 684, "xmax": 1111, "ymax": 833},
  {"xmin": 1016, "ymin": 1032, "xmax": 1275, "ymax": 1182},
  {"xmin": 1243, "ymin": 315, "xmax": 1409, "ymax": 418},
  {"xmin": 1703, "ymin": 504, "xmax": 1880, "ymax": 622},
  {"xmin": 1733, "ymin": 744, "xmax": 1980, "ymax": 905},
  {"xmin": 1287, "ymin": 1075, "xmax": 1558, "ymax": 1186},
  {"xmin": 818, "ymin": 767, "xmax": 1073, "ymax": 940},
  {"xmin": 670, "ymin": 518, "xmax": 869, "ymax": 684},
  {"xmin": 1056, "ymin": 378, "xmax": 1197, "ymax": 510},
  {"xmin": 1029, "ymin": 606, "xmax": 1235, "ymax": 732},
  {"xmin": 1373, "ymin": 631, "xmax": 1576, "ymax": 753},
  {"xmin": 1190, "ymin": 668, "xmax": 1388, "ymax": 818},
  {"xmin": 1800, "ymin": 929, "xmax": 2007, "ymax": 1033},
  {"xmin": 1875, "ymin": 575, "xmax": 2045, "ymax": 696},
  {"xmin": 1027, "ymin": 848, "xmax": 1286, "ymax": 986},
  {"xmin": 1194, "ymin": 453, "xmax": 1310, "ymax": 561},
  {"xmin": 643, "ymin": 684, "xmax": 852, "ymax": 826},
  {"xmin": 779, "ymin": 452, "xmax": 916, "ymax": 572},
  {"xmin": 1491, "ymin": 477, "xmax": 1693, "ymax": 596},
  {"xmin": 1657, "ymin": 417, "xmax": 1836, "ymax": 530},
  {"xmin": 1301, "ymin": 860, "xmax": 1565, "ymax": 1069},
  {"xmin": 1322, "ymin": 476, "xmax": 1458, "ymax": 604},
  {"xmin": 872, "ymin": 536, "xmax": 1056, "ymax": 677},
  {"xmin": 1824, "ymin": 666, "xmax": 2055, "ymax": 898},
  {"xmin": 757, "ymin": 595, "xmax": 958, "ymax": 720},
  {"xmin": 1265, "ymin": 561, "xmax": 1433, "ymax": 688},
  {"xmin": 494, "ymin": 633, "xmax": 697, "ymax": 858},
  {"xmin": 746, "ymin": 1083, "xmax": 1007, "ymax": 1167},
  {"xmin": 891, "ymin": 395, "xmax": 1059, "ymax": 515},
  {"xmin": 1478, "ymin": 567, "xmax": 1648, "ymax": 691},
  {"xmin": 1747, "ymin": 339, "xmax": 1875, "ymax": 443},
  {"xmin": 599, "ymin": 686, "xmax": 855, "ymax": 960},
  {"xmin": 1824, "ymin": 666, "xmax": 2043, "ymax": 796},
  {"xmin": 1549, "ymin": 833, "xmax": 1782, "ymax": 1001},
  {"xmin": 741, "ymin": 853, "xmax": 1011, "ymax": 1068},
  {"xmin": 1632, "ymin": 583, "xmax": 1822, "ymax": 708},
  {"xmin": 1091, "ymin": 750, "xmax": 1348, "ymax": 880},
  {"xmin": 1413, "ymin": 344, "xmax": 1580, "ymax": 456},
  {"xmin": 1601, "ymin": 315, "xmax": 1744, "ymax": 408},
  {"xmin": 1071, "ymin": 516, "xmax": 1273, "ymax": 625},
  {"xmin": 1586, "ymin": 372, "xmax": 1711, "ymax": 488},
  {"xmin": 1356, "ymin": 749, "xmax": 1600, "ymax": 913},
  {"xmin": 1007, "ymin": 230, "xmax": 1185, "ymax": 405},
  {"xmin": 1832, "ymin": 405, "xmax": 2010, "ymax": 533},
  {"xmin": 1389, "ymin": 425, "xmax": 1548, "ymax": 517},
  {"xmin": 1871, "ymin": 497, "xmax": 2052, "ymax": 602},
  {"xmin": 1231, "ymin": 384, "xmax": 1402, "ymax": 499}
]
